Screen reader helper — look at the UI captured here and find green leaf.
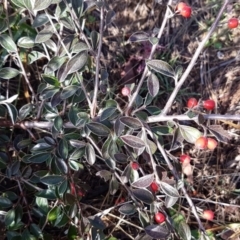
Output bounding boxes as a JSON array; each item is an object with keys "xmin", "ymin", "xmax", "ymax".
[
  {"xmin": 100, "ymin": 107, "xmax": 117, "ymax": 121},
  {"xmin": 87, "ymin": 122, "xmax": 111, "ymax": 136},
  {"xmin": 11, "ymin": 0, "xmax": 26, "ymax": 8},
  {"xmin": 60, "ymin": 85, "xmax": 79, "ymax": 99},
  {"xmin": 5, "ymin": 209, "xmax": 15, "ymax": 227},
  {"xmin": 32, "ymin": 13, "xmax": 49, "ymax": 28},
  {"xmin": 47, "ymin": 206, "xmax": 60, "ymax": 221},
  {"xmin": 179, "ymin": 124, "xmax": 202, "ymax": 144},
  {"xmin": 1, "ymin": 103, "xmax": 18, "ymax": 124},
  {"xmin": 30, "ymin": 223, "xmax": 43, "ymax": 239},
  {"xmin": 17, "ymin": 36, "xmax": 35, "ymax": 48},
  {"xmin": 53, "ymin": 116, "xmax": 63, "ymax": 132},
  {"xmin": 0, "ymin": 67, "xmax": 20, "ymax": 79},
  {"xmin": 0, "ymin": 197, "xmax": 12, "ymax": 208},
  {"xmin": 177, "ymin": 221, "xmax": 191, "ymax": 240},
  {"xmin": 90, "ymin": 30, "xmax": 99, "ymax": 50},
  {"xmin": 42, "ymin": 74, "xmax": 60, "ymax": 87},
  {"xmin": 120, "ymin": 135, "xmax": 145, "ymax": 149},
  {"xmin": 29, "ymin": 152, "xmax": 52, "ymax": 163},
  {"xmin": 118, "ymin": 203, "xmax": 136, "ymax": 215},
  {"xmin": 131, "ymin": 174, "xmax": 154, "ymax": 189},
  {"xmin": 85, "ymin": 143, "xmax": 96, "ymax": 165},
  {"xmin": 0, "ymin": 94, "xmax": 18, "ymax": 104},
  {"xmin": 120, "ymin": 116, "xmax": 142, "ymax": 129},
  {"xmin": 160, "ymin": 181, "xmax": 179, "ymax": 198},
  {"xmin": 33, "ymin": 0, "xmax": 53, "ymax": 11},
  {"xmin": 0, "ymin": 34, "xmax": 17, "ymax": 52},
  {"xmin": 35, "ymin": 25, "xmax": 53, "ymax": 43},
  {"xmin": 147, "ymin": 73, "xmax": 159, "ymax": 97},
  {"xmin": 58, "ymin": 138, "xmax": 68, "ymax": 160},
  {"xmin": 145, "ymin": 224, "xmax": 170, "ymax": 239},
  {"xmin": 146, "ymin": 59, "xmax": 175, "ymax": 78},
  {"xmin": 41, "ymin": 175, "xmax": 65, "ymax": 185},
  {"xmin": 27, "ymin": 51, "xmax": 46, "ymax": 64},
  {"xmin": 129, "ymin": 31, "xmax": 149, "ymax": 42},
  {"xmin": 65, "ymin": 51, "xmax": 88, "ymax": 75},
  {"xmin": 56, "ymin": 158, "xmax": 68, "ymax": 174},
  {"xmin": 35, "ymin": 197, "xmax": 49, "ymax": 214},
  {"xmin": 131, "ymin": 188, "xmax": 154, "ymax": 204}
]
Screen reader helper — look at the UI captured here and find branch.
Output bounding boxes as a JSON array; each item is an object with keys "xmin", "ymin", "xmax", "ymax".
[{"xmin": 160, "ymin": 0, "xmax": 230, "ymax": 116}]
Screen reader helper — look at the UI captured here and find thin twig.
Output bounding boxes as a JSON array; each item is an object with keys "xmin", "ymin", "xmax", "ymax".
[
  {"xmin": 91, "ymin": 5, "xmax": 105, "ymax": 118},
  {"xmin": 160, "ymin": 0, "xmax": 230, "ymax": 116},
  {"xmin": 125, "ymin": 0, "xmax": 173, "ymax": 115},
  {"xmin": 145, "ymin": 127, "xmax": 206, "ymax": 233}
]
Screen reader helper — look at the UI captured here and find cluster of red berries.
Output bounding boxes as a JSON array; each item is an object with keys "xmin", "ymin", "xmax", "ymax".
[
  {"xmin": 176, "ymin": 2, "xmax": 192, "ymax": 18},
  {"xmin": 187, "ymin": 98, "xmax": 215, "ymax": 111},
  {"xmin": 195, "ymin": 136, "xmax": 217, "ymax": 150}
]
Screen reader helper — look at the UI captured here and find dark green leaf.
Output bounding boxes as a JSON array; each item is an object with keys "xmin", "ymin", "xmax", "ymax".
[
  {"xmin": 120, "ymin": 135, "xmax": 145, "ymax": 149},
  {"xmin": 160, "ymin": 181, "xmax": 179, "ymax": 198},
  {"xmin": 41, "ymin": 175, "xmax": 65, "ymax": 185},
  {"xmin": 42, "ymin": 75, "xmax": 60, "ymax": 87},
  {"xmin": 0, "ymin": 34, "xmax": 17, "ymax": 52},
  {"xmin": 131, "ymin": 188, "xmax": 154, "ymax": 204},
  {"xmin": 60, "ymin": 85, "xmax": 79, "ymax": 99},
  {"xmin": 27, "ymin": 51, "xmax": 46, "ymax": 64},
  {"xmin": 17, "ymin": 36, "xmax": 35, "ymax": 48},
  {"xmin": 120, "ymin": 116, "xmax": 142, "ymax": 129},
  {"xmin": 2, "ymin": 103, "xmax": 18, "ymax": 124},
  {"xmin": 85, "ymin": 143, "xmax": 96, "ymax": 165},
  {"xmin": 65, "ymin": 51, "xmax": 88, "ymax": 75},
  {"xmin": 146, "ymin": 59, "xmax": 175, "ymax": 78},
  {"xmin": 87, "ymin": 122, "xmax": 111, "ymax": 136},
  {"xmin": 30, "ymin": 223, "xmax": 44, "ymax": 239},
  {"xmin": 129, "ymin": 31, "xmax": 149, "ymax": 42},
  {"xmin": 56, "ymin": 158, "xmax": 68, "ymax": 174},
  {"xmin": 147, "ymin": 73, "xmax": 159, "ymax": 97},
  {"xmin": 109, "ymin": 175, "xmax": 119, "ymax": 195},
  {"xmin": 35, "ymin": 25, "xmax": 53, "ymax": 43},
  {"xmin": 119, "ymin": 203, "xmax": 136, "ymax": 215},
  {"xmin": 29, "ymin": 152, "xmax": 52, "ymax": 163},
  {"xmin": 131, "ymin": 174, "xmax": 154, "ymax": 189},
  {"xmin": 69, "ymin": 139, "xmax": 86, "ymax": 148},
  {"xmin": 90, "ymin": 30, "xmax": 99, "ymax": 50},
  {"xmin": 145, "ymin": 224, "xmax": 170, "ymax": 239},
  {"xmin": 100, "ymin": 107, "xmax": 117, "ymax": 121},
  {"xmin": 54, "ymin": 116, "xmax": 63, "ymax": 132},
  {"xmin": 58, "ymin": 138, "xmax": 68, "ymax": 160},
  {"xmin": 33, "ymin": 14, "xmax": 49, "ymax": 27},
  {"xmin": 0, "ymin": 67, "xmax": 20, "ymax": 79},
  {"xmin": 0, "ymin": 197, "xmax": 12, "ymax": 208},
  {"xmin": 5, "ymin": 209, "xmax": 15, "ymax": 227}
]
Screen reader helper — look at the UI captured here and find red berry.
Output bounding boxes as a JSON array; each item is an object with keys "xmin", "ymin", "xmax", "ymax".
[
  {"xmin": 150, "ymin": 182, "xmax": 159, "ymax": 192},
  {"xmin": 179, "ymin": 154, "xmax": 191, "ymax": 164},
  {"xmin": 131, "ymin": 162, "xmax": 139, "ymax": 170},
  {"xmin": 203, "ymin": 99, "xmax": 215, "ymax": 111},
  {"xmin": 180, "ymin": 6, "xmax": 192, "ymax": 18},
  {"xmin": 121, "ymin": 87, "xmax": 131, "ymax": 96},
  {"xmin": 202, "ymin": 210, "xmax": 214, "ymax": 220},
  {"xmin": 228, "ymin": 18, "xmax": 239, "ymax": 29},
  {"xmin": 115, "ymin": 197, "xmax": 125, "ymax": 205},
  {"xmin": 187, "ymin": 98, "xmax": 198, "ymax": 108},
  {"xmin": 207, "ymin": 138, "xmax": 218, "ymax": 150},
  {"xmin": 154, "ymin": 212, "xmax": 166, "ymax": 224},
  {"xmin": 176, "ymin": 2, "xmax": 187, "ymax": 12},
  {"xmin": 195, "ymin": 137, "xmax": 208, "ymax": 149}
]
